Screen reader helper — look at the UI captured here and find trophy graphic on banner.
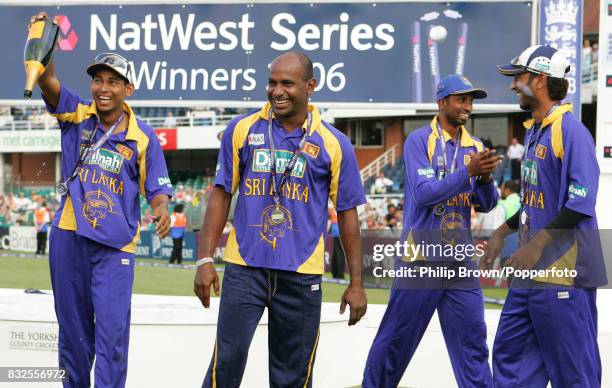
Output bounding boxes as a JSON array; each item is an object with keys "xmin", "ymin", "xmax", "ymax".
[
  {"xmin": 411, "ymin": 10, "xmax": 469, "ymax": 101},
  {"xmin": 23, "ymin": 17, "xmax": 60, "ymax": 99}
]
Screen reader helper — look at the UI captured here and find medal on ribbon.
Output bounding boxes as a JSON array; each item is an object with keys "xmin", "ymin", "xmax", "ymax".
[
  {"xmin": 270, "ymin": 206, "xmax": 286, "ymax": 223},
  {"xmin": 56, "ymin": 112, "xmax": 125, "ymax": 196},
  {"xmin": 258, "ymin": 108, "xmax": 312, "ymax": 249},
  {"xmin": 55, "ymin": 182, "xmax": 68, "ymax": 196}
]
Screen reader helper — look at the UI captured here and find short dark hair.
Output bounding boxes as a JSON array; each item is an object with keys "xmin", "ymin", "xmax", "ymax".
[
  {"xmin": 271, "ymin": 52, "xmax": 314, "ymax": 81},
  {"xmin": 503, "ymin": 179, "xmax": 520, "ymax": 194},
  {"xmin": 173, "ymin": 203, "xmax": 184, "ymax": 213},
  {"xmin": 546, "ymin": 77, "xmax": 569, "ymax": 101}
]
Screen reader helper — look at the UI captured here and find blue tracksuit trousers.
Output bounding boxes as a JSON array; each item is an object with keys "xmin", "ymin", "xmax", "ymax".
[{"xmin": 49, "ymin": 227, "xmax": 135, "ymax": 388}]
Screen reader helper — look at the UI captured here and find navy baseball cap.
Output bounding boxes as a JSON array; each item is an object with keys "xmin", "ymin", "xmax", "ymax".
[
  {"xmin": 497, "ymin": 45, "xmax": 570, "ymax": 78},
  {"xmin": 436, "ymin": 75, "xmax": 488, "ymax": 100}
]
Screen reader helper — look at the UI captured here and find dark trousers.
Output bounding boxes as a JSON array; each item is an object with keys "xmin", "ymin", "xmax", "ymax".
[
  {"xmin": 49, "ymin": 227, "xmax": 134, "ymax": 388},
  {"xmin": 170, "ymin": 238, "xmax": 183, "ymax": 264},
  {"xmin": 510, "ymin": 158, "xmax": 521, "ymax": 180},
  {"xmin": 363, "ymin": 288, "xmax": 492, "ymax": 388},
  {"xmin": 203, "ymin": 263, "xmax": 322, "ymax": 388},
  {"xmin": 36, "ymin": 231, "xmax": 47, "ymax": 254},
  {"xmin": 493, "ymin": 288, "xmax": 600, "ymax": 387},
  {"xmin": 331, "ymin": 237, "xmax": 345, "ymax": 279}
]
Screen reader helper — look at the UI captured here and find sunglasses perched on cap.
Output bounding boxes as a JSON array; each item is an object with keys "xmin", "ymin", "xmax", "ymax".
[{"xmin": 93, "ymin": 52, "xmax": 132, "ymax": 82}]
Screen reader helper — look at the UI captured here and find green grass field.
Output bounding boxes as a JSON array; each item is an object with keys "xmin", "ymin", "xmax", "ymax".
[{"xmin": 0, "ymin": 254, "xmax": 507, "ymax": 308}]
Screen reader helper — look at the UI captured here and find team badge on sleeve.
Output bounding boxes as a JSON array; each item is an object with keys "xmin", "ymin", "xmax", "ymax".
[
  {"xmin": 568, "ymin": 183, "xmax": 588, "ymax": 199},
  {"xmin": 158, "ymin": 176, "xmax": 172, "ymax": 188},
  {"xmin": 115, "ymin": 144, "xmax": 134, "ymax": 160},
  {"xmin": 417, "ymin": 167, "xmax": 435, "ymax": 179}
]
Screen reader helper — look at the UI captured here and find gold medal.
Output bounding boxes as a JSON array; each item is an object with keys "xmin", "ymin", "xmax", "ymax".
[{"xmin": 271, "ymin": 207, "xmax": 286, "ymax": 223}]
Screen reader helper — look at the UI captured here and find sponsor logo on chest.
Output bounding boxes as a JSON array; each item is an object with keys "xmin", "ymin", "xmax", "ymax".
[
  {"xmin": 248, "ymin": 133, "xmax": 265, "ymax": 145},
  {"xmin": 86, "ymin": 147, "xmax": 125, "ymax": 174},
  {"xmin": 252, "ymin": 149, "xmax": 307, "ymax": 178}
]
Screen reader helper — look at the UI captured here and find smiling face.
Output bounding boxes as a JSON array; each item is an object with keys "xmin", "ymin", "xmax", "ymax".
[
  {"xmin": 90, "ymin": 68, "xmax": 134, "ymax": 115},
  {"xmin": 510, "ymin": 72, "xmax": 541, "ymax": 111},
  {"xmin": 266, "ymin": 54, "xmax": 316, "ymax": 124},
  {"xmin": 439, "ymin": 94, "xmax": 474, "ymax": 127}
]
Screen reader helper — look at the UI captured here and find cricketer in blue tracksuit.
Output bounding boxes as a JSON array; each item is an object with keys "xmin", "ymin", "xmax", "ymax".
[
  {"xmin": 202, "ymin": 99, "xmax": 366, "ymax": 388},
  {"xmin": 363, "ymin": 75, "xmax": 499, "ymax": 388},
  {"xmin": 492, "ymin": 45, "xmax": 607, "ymax": 387},
  {"xmin": 38, "ymin": 49, "xmax": 173, "ymax": 388}
]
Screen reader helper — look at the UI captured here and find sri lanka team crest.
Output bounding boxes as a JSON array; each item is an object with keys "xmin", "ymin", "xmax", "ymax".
[
  {"xmin": 440, "ymin": 212, "xmax": 465, "ymax": 230},
  {"xmin": 253, "ymin": 204, "xmax": 295, "ymax": 250},
  {"xmin": 440, "ymin": 212, "xmax": 466, "ymax": 246},
  {"xmin": 82, "ymin": 189, "xmax": 118, "ymax": 228}
]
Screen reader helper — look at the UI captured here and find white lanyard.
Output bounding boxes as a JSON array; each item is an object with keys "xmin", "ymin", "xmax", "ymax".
[
  {"xmin": 57, "ymin": 112, "xmax": 125, "ymax": 195},
  {"xmin": 267, "ymin": 108, "xmax": 312, "ymax": 206},
  {"xmin": 519, "ymin": 104, "xmax": 558, "ymax": 205},
  {"xmin": 436, "ymin": 122, "xmax": 461, "ymax": 180}
]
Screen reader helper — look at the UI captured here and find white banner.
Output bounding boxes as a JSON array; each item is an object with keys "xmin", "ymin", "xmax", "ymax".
[
  {"xmin": 176, "ymin": 125, "xmax": 225, "ymax": 150},
  {"xmin": 7, "ymin": 326, "xmax": 59, "ymax": 352},
  {"xmin": 596, "ymin": 0, "xmax": 612, "ymax": 173},
  {"xmin": 0, "ymin": 125, "xmax": 225, "ymax": 153},
  {"xmin": 9, "ymin": 226, "xmax": 37, "ymax": 253},
  {"xmin": 0, "ymin": 131, "xmax": 61, "ymax": 153}
]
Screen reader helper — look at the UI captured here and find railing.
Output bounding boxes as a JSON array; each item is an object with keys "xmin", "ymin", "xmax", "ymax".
[
  {"xmin": 142, "ymin": 113, "xmax": 235, "ymax": 128},
  {"xmin": 0, "ymin": 112, "xmax": 237, "ymax": 131},
  {"xmin": 360, "ymin": 143, "xmax": 400, "ymax": 183},
  {"xmin": 0, "ymin": 116, "xmax": 60, "ymax": 131}
]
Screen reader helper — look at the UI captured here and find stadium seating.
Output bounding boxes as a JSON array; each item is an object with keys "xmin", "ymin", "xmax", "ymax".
[
  {"xmin": 131, "ymin": 107, "xmax": 186, "ymax": 119},
  {"xmin": 363, "ymin": 159, "xmax": 404, "ymax": 194},
  {"xmin": 138, "ymin": 174, "xmax": 214, "ymax": 228}
]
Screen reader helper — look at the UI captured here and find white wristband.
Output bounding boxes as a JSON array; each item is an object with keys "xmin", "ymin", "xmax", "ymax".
[{"xmin": 195, "ymin": 257, "xmax": 214, "ymax": 267}]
